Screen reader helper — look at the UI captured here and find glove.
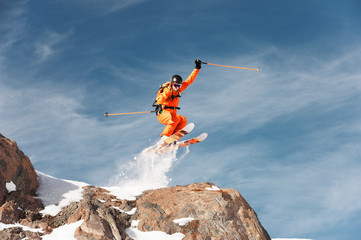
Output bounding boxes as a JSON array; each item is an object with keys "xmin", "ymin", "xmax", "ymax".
[
  {"xmin": 155, "ymin": 104, "xmax": 163, "ymax": 116},
  {"xmin": 195, "ymin": 59, "xmax": 202, "ymax": 69}
]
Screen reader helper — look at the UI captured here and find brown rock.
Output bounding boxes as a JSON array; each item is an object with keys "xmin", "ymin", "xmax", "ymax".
[
  {"xmin": 0, "ymin": 134, "xmax": 39, "ymax": 203},
  {"xmin": 6, "ymin": 191, "xmax": 44, "ymax": 212},
  {"xmin": 0, "ymin": 227, "xmax": 43, "ymax": 240},
  {"xmin": 0, "ymin": 201, "xmax": 21, "ymax": 224},
  {"xmin": 20, "ymin": 218, "xmax": 50, "ymax": 232},
  {"xmin": 45, "ymin": 186, "xmax": 134, "ymax": 240},
  {"xmin": 76, "ymin": 213, "xmax": 114, "ymax": 240},
  {"xmin": 0, "ymin": 177, "xmax": 4, "ymax": 206},
  {"xmin": 133, "ymin": 183, "xmax": 271, "ymax": 240}
]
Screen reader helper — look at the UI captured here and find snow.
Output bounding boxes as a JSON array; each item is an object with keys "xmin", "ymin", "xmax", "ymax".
[
  {"xmin": 0, "ymin": 174, "xmax": 87, "ymax": 237},
  {"xmin": 36, "ymin": 171, "xmax": 88, "ymax": 216},
  {"xmin": 126, "ymin": 207, "xmax": 137, "ymax": 215},
  {"xmin": 107, "ymin": 141, "xmax": 189, "ymax": 200},
  {"xmin": 205, "ymin": 185, "xmax": 220, "ymax": 191},
  {"xmin": 42, "ymin": 220, "xmax": 83, "ymax": 240},
  {"xmin": 173, "ymin": 218, "xmax": 195, "ymax": 226},
  {"xmin": 126, "ymin": 220, "xmax": 185, "ymax": 240},
  {"xmin": 6, "ymin": 181, "xmax": 16, "ymax": 192},
  {"xmin": 113, "ymin": 206, "xmax": 137, "ymax": 215},
  {"xmin": 0, "ymin": 222, "xmax": 43, "ymax": 232}
]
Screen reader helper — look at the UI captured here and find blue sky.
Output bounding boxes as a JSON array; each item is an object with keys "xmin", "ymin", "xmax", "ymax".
[{"xmin": 1, "ymin": 0, "xmax": 361, "ymax": 239}]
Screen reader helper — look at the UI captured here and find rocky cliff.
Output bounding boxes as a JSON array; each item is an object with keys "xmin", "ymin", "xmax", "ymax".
[
  {"xmin": 0, "ymin": 134, "xmax": 39, "ymax": 204},
  {"xmin": 0, "ymin": 134, "xmax": 271, "ymax": 240}
]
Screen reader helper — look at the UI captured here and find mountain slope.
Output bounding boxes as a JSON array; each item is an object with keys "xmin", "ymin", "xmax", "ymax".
[{"xmin": 0, "ymin": 133, "xmax": 271, "ymax": 240}]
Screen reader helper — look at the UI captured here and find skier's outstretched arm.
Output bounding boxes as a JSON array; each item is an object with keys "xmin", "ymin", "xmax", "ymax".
[{"xmin": 180, "ymin": 59, "xmax": 202, "ymax": 92}]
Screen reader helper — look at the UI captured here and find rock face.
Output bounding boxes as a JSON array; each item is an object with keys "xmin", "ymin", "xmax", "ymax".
[
  {"xmin": 134, "ymin": 183, "xmax": 270, "ymax": 240},
  {"xmin": 0, "ymin": 134, "xmax": 271, "ymax": 240},
  {"xmin": 0, "ymin": 134, "xmax": 43, "ymax": 227},
  {"xmin": 51, "ymin": 186, "xmax": 134, "ymax": 240},
  {"xmin": 0, "ymin": 134, "xmax": 44, "ymax": 239},
  {"xmin": 0, "ymin": 134, "xmax": 39, "ymax": 203}
]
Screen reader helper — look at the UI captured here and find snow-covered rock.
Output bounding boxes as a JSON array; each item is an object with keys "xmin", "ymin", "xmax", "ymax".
[
  {"xmin": 0, "ymin": 133, "xmax": 272, "ymax": 240},
  {"xmin": 0, "ymin": 134, "xmax": 39, "ymax": 203}
]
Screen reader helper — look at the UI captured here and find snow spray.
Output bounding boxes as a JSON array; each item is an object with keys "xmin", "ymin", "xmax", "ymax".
[{"xmin": 109, "ymin": 141, "xmax": 189, "ymax": 198}]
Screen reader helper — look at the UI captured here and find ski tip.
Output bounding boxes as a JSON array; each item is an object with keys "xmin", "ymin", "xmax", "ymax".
[
  {"xmin": 184, "ymin": 122, "xmax": 195, "ymax": 132},
  {"xmin": 198, "ymin": 133, "xmax": 208, "ymax": 141}
]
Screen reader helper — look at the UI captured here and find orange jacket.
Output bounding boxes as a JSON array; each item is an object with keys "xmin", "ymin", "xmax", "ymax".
[{"xmin": 156, "ymin": 69, "xmax": 199, "ymax": 108}]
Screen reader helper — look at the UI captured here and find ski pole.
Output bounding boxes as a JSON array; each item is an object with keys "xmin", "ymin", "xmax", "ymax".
[
  {"xmin": 201, "ymin": 61, "xmax": 261, "ymax": 71},
  {"xmin": 105, "ymin": 111, "xmax": 155, "ymax": 117}
]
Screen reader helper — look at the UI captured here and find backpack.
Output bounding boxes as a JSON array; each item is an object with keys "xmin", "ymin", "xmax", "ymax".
[{"xmin": 152, "ymin": 82, "xmax": 181, "ymax": 108}]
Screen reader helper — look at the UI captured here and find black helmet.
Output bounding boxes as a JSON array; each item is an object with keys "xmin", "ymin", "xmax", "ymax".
[{"xmin": 171, "ymin": 75, "xmax": 183, "ymax": 84}]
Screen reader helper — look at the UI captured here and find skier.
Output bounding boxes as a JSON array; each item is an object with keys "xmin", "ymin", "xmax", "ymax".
[{"xmin": 154, "ymin": 59, "xmax": 202, "ymax": 140}]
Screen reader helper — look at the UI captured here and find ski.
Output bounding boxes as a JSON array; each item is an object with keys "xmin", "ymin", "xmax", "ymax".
[
  {"xmin": 145, "ymin": 123, "xmax": 194, "ymax": 154},
  {"xmin": 161, "ymin": 123, "xmax": 195, "ymax": 146},
  {"xmin": 146, "ymin": 124, "xmax": 207, "ymax": 154},
  {"xmin": 156, "ymin": 132, "xmax": 208, "ymax": 154},
  {"xmin": 178, "ymin": 133, "xmax": 208, "ymax": 148}
]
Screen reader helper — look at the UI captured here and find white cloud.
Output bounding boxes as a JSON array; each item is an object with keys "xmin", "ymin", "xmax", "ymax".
[
  {"xmin": 227, "ymin": 122, "xmax": 361, "ymax": 236},
  {"xmin": 0, "ymin": 80, "xmax": 158, "ymax": 183},
  {"xmin": 0, "ymin": 2, "xmax": 73, "ymax": 65},
  {"xmin": 35, "ymin": 30, "xmax": 74, "ymax": 62},
  {"xmin": 71, "ymin": 0, "xmax": 147, "ymax": 14},
  {"xmin": 0, "ymin": 1, "xmax": 28, "ymax": 69},
  {"xmin": 270, "ymin": 158, "xmax": 361, "ymax": 236},
  {"xmin": 35, "ymin": 44, "xmax": 54, "ymax": 61},
  {"xmin": 185, "ymin": 46, "xmax": 361, "ymax": 135}
]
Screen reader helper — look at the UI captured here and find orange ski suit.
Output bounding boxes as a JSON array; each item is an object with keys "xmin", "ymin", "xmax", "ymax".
[{"xmin": 156, "ymin": 68, "xmax": 200, "ymax": 137}]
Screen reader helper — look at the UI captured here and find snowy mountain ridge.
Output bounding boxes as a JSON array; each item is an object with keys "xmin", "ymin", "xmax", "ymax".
[{"xmin": 1, "ymin": 133, "xmax": 274, "ymax": 240}]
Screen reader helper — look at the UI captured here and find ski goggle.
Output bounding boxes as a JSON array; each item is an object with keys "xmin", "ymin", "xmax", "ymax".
[{"xmin": 172, "ymin": 83, "xmax": 182, "ymax": 88}]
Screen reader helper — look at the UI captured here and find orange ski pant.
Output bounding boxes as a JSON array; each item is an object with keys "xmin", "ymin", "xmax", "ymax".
[{"xmin": 157, "ymin": 109, "xmax": 187, "ymax": 137}]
